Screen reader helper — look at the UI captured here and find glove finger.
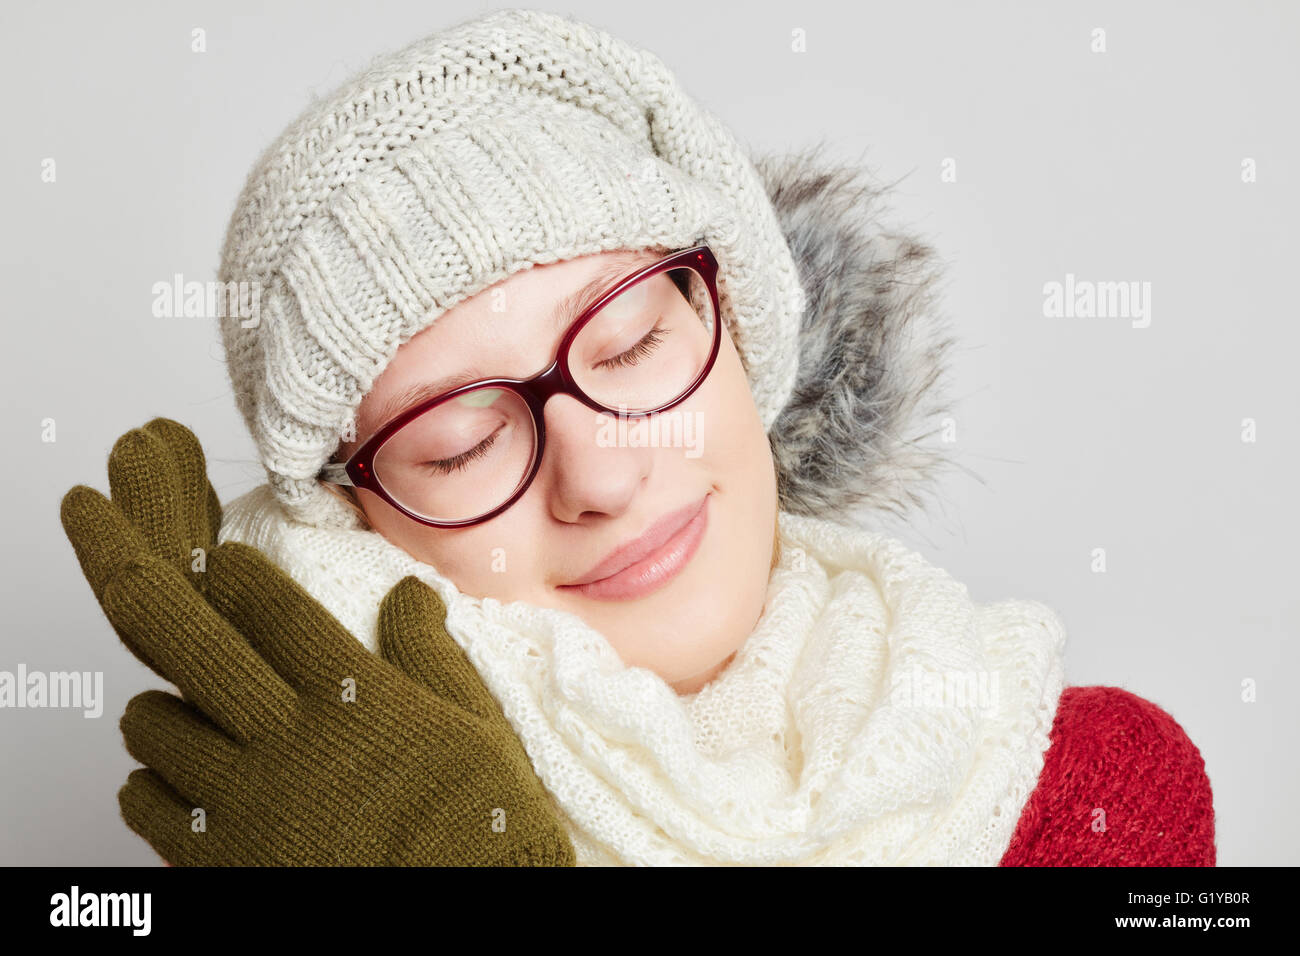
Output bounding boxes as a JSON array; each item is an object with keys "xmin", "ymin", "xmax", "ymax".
[
  {"xmin": 120, "ymin": 689, "xmax": 240, "ymax": 810},
  {"xmin": 206, "ymin": 541, "xmax": 379, "ymax": 694},
  {"xmin": 60, "ymin": 484, "xmax": 150, "ymax": 605},
  {"xmin": 108, "ymin": 425, "xmax": 189, "ymax": 576},
  {"xmin": 378, "ymin": 576, "xmax": 504, "ymax": 721},
  {"xmin": 103, "ymin": 553, "xmax": 296, "ymax": 744},
  {"xmin": 140, "ymin": 418, "xmax": 222, "ymax": 566},
  {"xmin": 60, "ymin": 485, "xmax": 178, "ymax": 679},
  {"xmin": 118, "ymin": 767, "xmax": 204, "ymax": 866}
]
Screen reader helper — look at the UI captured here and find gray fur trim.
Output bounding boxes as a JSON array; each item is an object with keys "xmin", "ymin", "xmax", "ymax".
[{"xmin": 755, "ymin": 144, "xmax": 958, "ymax": 522}]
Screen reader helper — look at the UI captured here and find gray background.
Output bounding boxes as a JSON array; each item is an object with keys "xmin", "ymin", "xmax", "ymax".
[{"xmin": 2, "ymin": 0, "xmax": 1295, "ymax": 865}]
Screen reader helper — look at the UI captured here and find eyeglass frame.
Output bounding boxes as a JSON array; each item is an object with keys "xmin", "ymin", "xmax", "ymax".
[{"xmin": 318, "ymin": 244, "xmax": 722, "ymax": 528}]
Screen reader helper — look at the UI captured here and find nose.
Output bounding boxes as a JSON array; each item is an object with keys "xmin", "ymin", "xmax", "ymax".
[{"xmin": 539, "ymin": 391, "xmax": 650, "ymax": 524}]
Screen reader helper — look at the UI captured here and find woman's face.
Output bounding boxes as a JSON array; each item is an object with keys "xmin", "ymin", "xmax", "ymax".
[{"xmin": 335, "ymin": 248, "xmax": 778, "ymax": 694}]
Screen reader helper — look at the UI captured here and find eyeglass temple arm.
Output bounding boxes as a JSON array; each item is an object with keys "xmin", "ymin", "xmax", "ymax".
[{"xmin": 318, "ymin": 463, "xmax": 354, "ymax": 486}]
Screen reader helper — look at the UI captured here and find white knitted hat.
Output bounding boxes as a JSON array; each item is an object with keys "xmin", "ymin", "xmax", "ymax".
[{"xmin": 218, "ymin": 8, "xmax": 804, "ymax": 529}]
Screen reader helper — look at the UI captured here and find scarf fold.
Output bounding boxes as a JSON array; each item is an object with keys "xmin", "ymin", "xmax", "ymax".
[{"xmin": 219, "ymin": 484, "xmax": 1066, "ymax": 866}]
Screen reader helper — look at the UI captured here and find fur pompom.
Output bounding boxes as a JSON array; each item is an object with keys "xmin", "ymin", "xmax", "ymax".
[{"xmin": 755, "ymin": 144, "xmax": 958, "ymax": 523}]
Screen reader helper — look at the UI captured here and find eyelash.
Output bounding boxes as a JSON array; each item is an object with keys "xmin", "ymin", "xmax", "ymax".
[
  {"xmin": 422, "ymin": 423, "xmax": 504, "ymax": 475},
  {"xmin": 593, "ymin": 324, "xmax": 668, "ymax": 371}
]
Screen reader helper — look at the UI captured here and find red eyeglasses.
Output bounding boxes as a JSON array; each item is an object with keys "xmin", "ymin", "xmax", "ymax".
[{"xmin": 319, "ymin": 245, "xmax": 722, "ymax": 528}]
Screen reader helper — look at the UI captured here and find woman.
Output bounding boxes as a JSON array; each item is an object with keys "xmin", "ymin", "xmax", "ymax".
[{"xmin": 60, "ymin": 8, "xmax": 1215, "ymax": 866}]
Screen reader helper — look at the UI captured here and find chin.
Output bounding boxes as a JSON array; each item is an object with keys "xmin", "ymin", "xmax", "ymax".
[{"xmin": 658, "ymin": 595, "xmax": 751, "ymax": 685}]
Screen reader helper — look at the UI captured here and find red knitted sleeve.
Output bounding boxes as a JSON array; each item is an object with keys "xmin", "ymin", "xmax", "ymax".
[{"xmin": 998, "ymin": 685, "xmax": 1216, "ymax": 866}]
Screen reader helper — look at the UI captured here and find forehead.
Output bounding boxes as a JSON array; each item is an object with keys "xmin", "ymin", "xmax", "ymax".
[{"xmin": 472, "ymin": 246, "xmax": 668, "ymax": 317}]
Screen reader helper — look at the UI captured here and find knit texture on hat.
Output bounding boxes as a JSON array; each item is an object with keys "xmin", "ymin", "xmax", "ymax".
[{"xmin": 218, "ymin": 8, "xmax": 804, "ymax": 529}]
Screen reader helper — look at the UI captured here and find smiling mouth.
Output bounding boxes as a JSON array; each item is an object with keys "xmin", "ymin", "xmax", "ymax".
[{"xmin": 557, "ymin": 494, "xmax": 710, "ymax": 601}]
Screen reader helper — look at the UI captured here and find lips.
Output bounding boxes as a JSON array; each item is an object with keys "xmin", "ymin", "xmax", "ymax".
[{"xmin": 559, "ymin": 494, "xmax": 709, "ymax": 592}]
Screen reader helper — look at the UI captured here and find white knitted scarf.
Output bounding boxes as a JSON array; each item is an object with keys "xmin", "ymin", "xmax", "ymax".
[{"xmin": 219, "ymin": 484, "xmax": 1067, "ymax": 866}]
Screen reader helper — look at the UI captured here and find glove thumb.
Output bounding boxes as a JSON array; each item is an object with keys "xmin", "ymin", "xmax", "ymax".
[{"xmin": 377, "ymin": 576, "xmax": 505, "ymax": 723}]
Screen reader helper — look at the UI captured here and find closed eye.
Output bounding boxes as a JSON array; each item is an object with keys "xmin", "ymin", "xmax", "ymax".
[
  {"xmin": 422, "ymin": 423, "xmax": 504, "ymax": 475},
  {"xmin": 593, "ymin": 325, "xmax": 668, "ymax": 371}
]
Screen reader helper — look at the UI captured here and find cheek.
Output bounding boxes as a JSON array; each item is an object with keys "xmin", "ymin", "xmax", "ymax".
[
  {"xmin": 694, "ymin": 332, "xmax": 773, "ymax": 476},
  {"xmin": 707, "ymin": 337, "xmax": 779, "ymax": 560},
  {"xmin": 358, "ymin": 489, "xmax": 537, "ymax": 598}
]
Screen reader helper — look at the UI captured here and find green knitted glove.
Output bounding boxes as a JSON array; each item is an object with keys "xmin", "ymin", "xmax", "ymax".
[{"xmin": 60, "ymin": 418, "xmax": 576, "ymax": 866}]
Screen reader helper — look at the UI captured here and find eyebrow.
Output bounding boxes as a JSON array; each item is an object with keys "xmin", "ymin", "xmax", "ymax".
[{"xmin": 362, "ymin": 249, "xmax": 667, "ymax": 439}]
